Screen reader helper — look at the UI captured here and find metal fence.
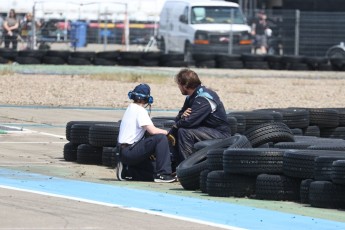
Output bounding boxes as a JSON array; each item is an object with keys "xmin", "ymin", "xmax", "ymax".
[
  {"xmin": 11, "ymin": 9, "xmax": 345, "ymax": 57},
  {"xmin": 256, "ymin": 9, "xmax": 345, "ymax": 57}
]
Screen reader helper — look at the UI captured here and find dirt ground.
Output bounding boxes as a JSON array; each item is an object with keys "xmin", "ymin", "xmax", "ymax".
[
  {"xmin": 1, "ymin": 66, "xmax": 345, "ymax": 226},
  {"xmin": 0, "ymin": 67, "xmax": 345, "ymax": 111}
]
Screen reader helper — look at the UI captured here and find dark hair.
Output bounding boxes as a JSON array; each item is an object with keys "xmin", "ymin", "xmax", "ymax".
[
  {"xmin": 9, "ymin": 9, "xmax": 16, "ymax": 18},
  {"xmin": 174, "ymin": 68, "xmax": 201, "ymax": 89}
]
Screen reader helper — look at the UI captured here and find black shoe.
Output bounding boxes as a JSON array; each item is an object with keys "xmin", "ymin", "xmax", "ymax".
[
  {"xmin": 154, "ymin": 174, "xmax": 176, "ymax": 183},
  {"xmin": 116, "ymin": 161, "xmax": 127, "ymax": 181}
]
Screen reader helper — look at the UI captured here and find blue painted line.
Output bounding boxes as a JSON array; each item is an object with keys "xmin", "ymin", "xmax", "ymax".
[{"xmin": 0, "ymin": 169, "xmax": 344, "ymax": 230}]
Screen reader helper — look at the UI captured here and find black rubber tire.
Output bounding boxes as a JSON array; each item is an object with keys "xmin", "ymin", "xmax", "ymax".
[
  {"xmin": 206, "ymin": 170, "xmax": 256, "ymax": 197},
  {"xmin": 274, "ymin": 141, "xmax": 311, "ymax": 149},
  {"xmin": 63, "ymin": 142, "xmax": 79, "ymax": 161},
  {"xmin": 67, "ymin": 57, "xmax": 92, "ymax": 65},
  {"xmin": 228, "ymin": 111, "xmax": 275, "ymax": 131},
  {"xmin": 93, "ymin": 57, "xmax": 117, "ymax": 66},
  {"xmin": 89, "ymin": 123, "xmax": 120, "ymax": 147},
  {"xmin": 227, "ymin": 114, "xmax": 246, "ymax": 134},
  {"xmin": 193, "ymin": 139, "xmax": 224, "ymax": 151},
  {"xmin": 96, "ymin": 51, "xmax": 120, "ymax": 59},
  {"xmin": 255, "ymin": 174, "xmax": 301, "ymax": 201},
  {"xmin": 176, "ymin": 136, "xmax": 243, "ymax": 190},
  {"xmin": 77, "ymin": 144, "xmax": 103, "ymax": 165},
  {"xmin": 102, "ymin": 147, "xmax": 118, "ymax": 167},
  {"xmin": 309, "ymin": 181, "xmax": 345, "ymax": 209},
  {"xmin": 307, "ymin": 108, "xmax": 339, "ymax": 128},
  {"xmin": 314, "ymin": 156, "xmax": 345, "ymax": 181},
  {"xmin": 331, "ymin": 160, "xmax": 345, "ymax": 184},
  {"xmin": 283, "ymin": 149, "xmax": 345, "ymax": 179},
  {"xmin": 42, "ymin": 56, "xmax": 66, "ymax": 65},
  {"xmin": 244, "ymin": 122, "xmax": 294, "ymax": 147},
  {"xmin": 15, "ymin": 56, "xmax": 41, "ymax": 64},
  {"xmin": 300, "ymin": 179, "xmax": 314, "ymax": 204},
  {"xmin": 223, "ymin": 148, "xmax": 285, "ymax": 175},
  {"xmin": 207, "ymin": 148, "xmax": 226, "ymax": 171},
  {"xmin": 199, "ymin": 169, "xmax": 210, "ymax": 193}
]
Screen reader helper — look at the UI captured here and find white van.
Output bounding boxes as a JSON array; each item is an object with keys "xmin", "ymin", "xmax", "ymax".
[{"xmin": 156, "ymin": 0, "xmax": 252, "ymax": 60}]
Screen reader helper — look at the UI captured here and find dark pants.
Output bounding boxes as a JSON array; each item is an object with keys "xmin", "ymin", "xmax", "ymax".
[
  {"xmin": 4, "ymin": 34, "xmax": 18, "ymax": 50},
  {"xmin": 174, "ymin": 127, "xmax": 231, "ymax": 164},
  {"xmin": 120, "ymin": 134, "xmax": 172, "ymax": 181}
]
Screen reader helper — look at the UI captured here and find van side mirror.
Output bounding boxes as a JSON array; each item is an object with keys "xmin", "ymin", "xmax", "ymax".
[{"xmin": 179, "ymin": 15, "xmax": 187, "ymax": 23}]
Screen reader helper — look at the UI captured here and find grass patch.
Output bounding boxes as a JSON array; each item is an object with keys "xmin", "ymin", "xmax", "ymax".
[
  {"xmin": 86, "ymin": 72, "xmax": 170, "ymax": 84},
  {"xmin": 0, "ymin": 66, "xmax": 15, "ymax": 76}
]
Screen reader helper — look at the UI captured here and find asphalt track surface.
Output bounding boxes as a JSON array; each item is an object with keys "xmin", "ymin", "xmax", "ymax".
[{"xmin": 1, "ymin": 105, "xmax": 345, "ymax": 230}]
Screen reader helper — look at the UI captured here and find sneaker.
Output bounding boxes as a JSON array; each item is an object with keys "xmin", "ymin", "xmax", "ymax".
[
  {"xmin": 154, "ymin": 174, "xmax": 176, "ymax": 183},
  {"xmin": 116, "ymin": 161, "xmax": 127, "ymax": 181}
]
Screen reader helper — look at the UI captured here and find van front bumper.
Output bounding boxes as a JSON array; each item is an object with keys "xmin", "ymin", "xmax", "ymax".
[{"xmin": 192, "ymin": 44, "xmax": 251, "ymax": 55}]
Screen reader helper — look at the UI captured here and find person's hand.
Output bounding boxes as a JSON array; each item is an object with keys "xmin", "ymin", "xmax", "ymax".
[
  {"xmin": 167, "ymin": 125, "xmax": 178, "ymax": 146},
  {"xmin": 8, "ymin": 31, "xmax": 13, "ymax": 36},
  {"xmin": 181, "ymin": 108, "xmax": 192, "ymax": 118},
  {"xmin": 167, "ymin": 133, "xmax": 176, "ymax": 146}
]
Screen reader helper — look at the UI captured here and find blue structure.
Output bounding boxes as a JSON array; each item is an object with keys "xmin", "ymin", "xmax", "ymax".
[{"xmin": 70, "ymin": 21, "xmax": 88, "ymax": 48}]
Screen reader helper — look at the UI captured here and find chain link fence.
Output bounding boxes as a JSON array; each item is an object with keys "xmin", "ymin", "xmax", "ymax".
[
  {"xmin": 14, "ymin": 7, "xmax": 345, "ymax": 57},
  {"xmin": 250, "ymin": 9, "xmax": 345, "ymax": 57}
]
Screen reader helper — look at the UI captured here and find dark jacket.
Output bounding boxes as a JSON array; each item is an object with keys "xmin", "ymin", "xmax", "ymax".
[{"xmin": 175, "ymin": 85, "xmax": 230, "ymax": 133}]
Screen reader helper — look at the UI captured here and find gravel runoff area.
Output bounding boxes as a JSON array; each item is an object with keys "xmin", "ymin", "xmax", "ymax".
[{"xmin": 0, "ymin": 65, "xmax": 345, "ymax": 111}]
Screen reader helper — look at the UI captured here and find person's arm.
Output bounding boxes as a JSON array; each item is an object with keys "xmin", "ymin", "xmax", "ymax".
[
  {"xmin": 10, "ymin": 20, "xmax": 19, "ymax": 30},
  {"xmin": 144, "ymin": 124, "xmax": 168, "ymax": 135},
  {"xmin": 175, "ymin": 97, "xmax": 190, "ymax": 122},
  {"xmin": 3, "ymin": 20, "xmax": 10, "ymax": 32},
  {"xmin": 251, "ymin": 22, "xmax": 256, "ymax": 35},
  {"xmin": 176, "ymin": 97, "xmax": 212, "ymax": 128},
  {"xmin": 36, "ymin": 20, "xmax": 41, "ymax": 29}
]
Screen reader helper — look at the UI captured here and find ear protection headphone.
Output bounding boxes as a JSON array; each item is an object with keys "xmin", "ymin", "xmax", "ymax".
[{"xmin": 128, "ymin": 91, "xmax": 154, "ymax": 105}]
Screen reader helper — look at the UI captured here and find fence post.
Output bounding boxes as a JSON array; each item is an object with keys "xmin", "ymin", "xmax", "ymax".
[
  {"xmin": 228, "ymin": 9, "xmax": 234, "ymax": 55},
  {"xmin": 294, "ymin": 9, "xmax": 300, "ymax": 56}
]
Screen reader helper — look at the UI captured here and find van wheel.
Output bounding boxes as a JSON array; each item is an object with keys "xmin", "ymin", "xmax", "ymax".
[
  {"xmin": 327, "ymin": 47, "xmax": 345, "ymax": 58},
  {"xmin": 184, "ymin": 42, "xmax": 192, "ymax": 62}
]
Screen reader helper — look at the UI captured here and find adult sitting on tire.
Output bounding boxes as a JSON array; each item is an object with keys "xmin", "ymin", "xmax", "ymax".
[{"xmin": 169, "ymin": 68, "xmax": 231, "ymax": 167}]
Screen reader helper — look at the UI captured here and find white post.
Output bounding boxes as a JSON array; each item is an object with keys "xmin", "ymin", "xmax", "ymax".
[
  {"xmin": 294, "ymin": 10, "xmax": 300, "ymax": 56},
  {"xmin": 104, "ymin": 6, "xmax": 108, "ymax": 50},
  {"xmin": 228, "ymin": 9, "xmax": 234, "ymax": 55},
  {"xmin": 124, "ymin": 3, "xmax": 129, "ymax": 51},
  {"xmin": 32, "ymin": 3, "xmax": 36, "ymax": 50}
]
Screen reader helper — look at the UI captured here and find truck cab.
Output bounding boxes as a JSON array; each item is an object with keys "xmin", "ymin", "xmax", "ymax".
[{"xmin": 157, "ymin": 0, "xmax": 252, "ymax": 61}]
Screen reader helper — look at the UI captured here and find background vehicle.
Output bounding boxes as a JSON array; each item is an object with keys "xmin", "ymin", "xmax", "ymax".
[
  {"xmin": 326, "ymin": 42, "xmax": 345, "ymax": 58},
  {"xmin": 156, "ymin": 0, "xmax": 252, "ymax": 61}
]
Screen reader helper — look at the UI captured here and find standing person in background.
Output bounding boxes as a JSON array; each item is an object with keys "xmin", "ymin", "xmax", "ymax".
[
  {"xmin": 251, "ymin": 10, "xmax": 268, "ymax": 54},
  {"xmin": 168, "ymin": 68, "xmax": 231, "ymax": 167},
  {"xmin": 20, "ymin": 13, "xmax": 41, "ymax": 50},
  {"xmin": 3, "ymin": 9, "xmax": 19, "ymax": 50},
  {"xmin": 117, "ymin": 83, "xmax": 176, "ymax": 183},
  {"xmin": 0, "ymin": 13, "xmax": 4, "ymax": 47}
]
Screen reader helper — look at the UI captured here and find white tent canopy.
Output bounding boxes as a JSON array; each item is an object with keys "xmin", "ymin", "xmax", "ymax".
[{"xmin": 2, "ymin": 0, "xmax": 166, "ymax": 21}]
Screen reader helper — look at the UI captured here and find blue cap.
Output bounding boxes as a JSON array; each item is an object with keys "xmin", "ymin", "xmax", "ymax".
[{"xmin": 133, "ymin": 84, "xmax": 150, "ymax": 97}]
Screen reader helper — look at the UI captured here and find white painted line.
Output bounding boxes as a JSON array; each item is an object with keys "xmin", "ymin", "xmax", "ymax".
[
  {"xmin": 0, "ymin": 185, "xmax": 246, "ymax": 230},
  {"xmin": 0, "ymin": 124, "xmax": 66, "ymax": 139},
  {"xmin": 22, "ymin": 128, "xmax": 66, "ymax": 139}
]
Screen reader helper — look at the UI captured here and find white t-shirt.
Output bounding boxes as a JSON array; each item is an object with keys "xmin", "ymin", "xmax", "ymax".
[{"xmin": 118, "ymin": 103, "xmax": 153, "ymax": 144}]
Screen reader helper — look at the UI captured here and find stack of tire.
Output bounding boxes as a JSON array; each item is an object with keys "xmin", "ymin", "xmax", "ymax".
[
  {"xmin": 63, "ymin": 118, "xmax": 175, "ymax": 168},
  {"xmin": 1, "ymin": 47, "xmax": 344, "ymax": 71},
  {"xmin": 64, "ymin": 121, "xmax": 120, "ymax": 167},
  {"xmin": 176, "ymin": 107, "xmax": 345, "ymax": 210}
]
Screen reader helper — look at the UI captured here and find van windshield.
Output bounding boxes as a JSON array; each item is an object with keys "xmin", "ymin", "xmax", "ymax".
[{"xmin": 191, "ymin": 6, "xmax": 246, "ymax": 24}]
